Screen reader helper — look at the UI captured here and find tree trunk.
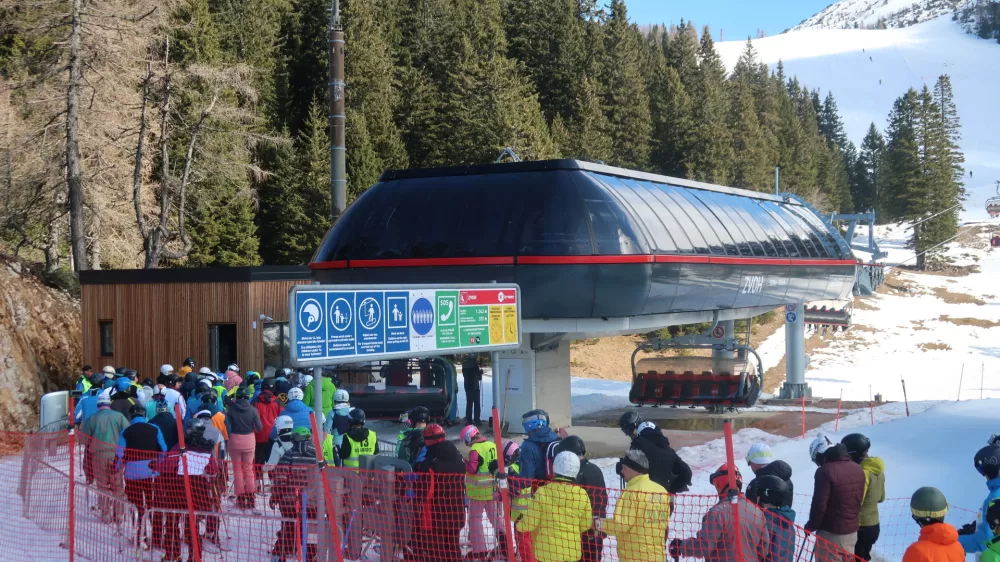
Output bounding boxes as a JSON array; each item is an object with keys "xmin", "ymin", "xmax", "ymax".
[
  {"xmin": 914, "ymin": 223, "xmax": 925, "ymax": 270},
  {"xmin": 66, "ymin": 0, "xmax": 87, "ymax": 272},
  {"xmin": 44, "ymin": 191, "xmax": 62, "ymax": 275}
]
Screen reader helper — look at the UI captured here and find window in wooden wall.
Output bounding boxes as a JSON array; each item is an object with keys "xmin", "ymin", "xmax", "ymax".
[{"xmin": 99, "ymin": 321, "xmax": 114, "ymax": 356}]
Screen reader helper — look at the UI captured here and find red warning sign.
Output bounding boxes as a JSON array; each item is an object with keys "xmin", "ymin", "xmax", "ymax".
[
  {"xmin": 459, "ymin": 289, "xmax": 517, "ymax": 306},
  {"xmin": 712, "ymin": 325, "xmax": 726, "ymax": 339}
]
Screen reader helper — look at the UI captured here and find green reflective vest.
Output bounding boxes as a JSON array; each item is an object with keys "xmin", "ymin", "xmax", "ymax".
[
  {"xmin": 467, "ymin": 440, "xmax": 497, "ymax": 501},
  {"xmin": 344, "ymin": 429, "xmax": 377, "ymax": 468}
]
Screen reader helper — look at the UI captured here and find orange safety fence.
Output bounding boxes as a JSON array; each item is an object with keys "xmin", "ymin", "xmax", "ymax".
[{"xmin": 3, "ymin": 423, "xmax": 972, "ymax": 562}]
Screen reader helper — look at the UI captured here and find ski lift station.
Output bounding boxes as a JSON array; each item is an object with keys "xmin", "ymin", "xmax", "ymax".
[{"xmin": 300, "ymin": 159, "xmax": 864, "ymax": 431}]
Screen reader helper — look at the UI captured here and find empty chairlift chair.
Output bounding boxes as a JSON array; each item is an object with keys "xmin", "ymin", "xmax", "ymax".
[
  {"xmin": 988, "ymin": 182, "xmax": 1000, "ymax": 218},
  {"xmin": 803, "ymin": 300, "xmax": 853, "ymax": 332},
  {"xmin": 629, "ymin": 346, "xmax": 764, "ymax": 410}
]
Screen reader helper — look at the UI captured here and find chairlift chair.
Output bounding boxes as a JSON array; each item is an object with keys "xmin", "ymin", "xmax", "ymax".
[
  {"xmin": 991, "ymin": 232, "xmax": 1000, "ymax": 249},
  {"xmin": 988, "ymin": 182, "xmax": 1000, "ymax": 218},
  {"xmin": 804, "ymin": 300, "xmax": 853, "ymax": 333}
]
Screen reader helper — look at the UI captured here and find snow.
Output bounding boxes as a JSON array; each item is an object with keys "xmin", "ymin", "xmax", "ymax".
[
  {"xmin": 791, "ymin": 0, "xmax": 969, "ymax": 31},
  {"xmin": 717, "ymin": 15, "xmax": 1000, "ymax": 222}
]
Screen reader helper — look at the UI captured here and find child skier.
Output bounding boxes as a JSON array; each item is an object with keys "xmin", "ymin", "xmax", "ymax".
[{"xmin": 904, "ymin": 487, "xmax": 965, "ymax": 562}]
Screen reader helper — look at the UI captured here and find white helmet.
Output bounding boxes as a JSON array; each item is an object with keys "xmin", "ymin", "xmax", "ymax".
[
  {"xmin": 160, "ymin": 364, "xmax": 175, "ymax": 376},
  {"xmin": 275, "ymin": 415, "xmax": 294, "ymax": 432},
  {"xmin": 334, "ymin": 389, "xmax": 350, "ymax": 403},
  {"xmin": 102, "ymin": 365, "xmax": 116, "ymax": 375},
  {"xmin": 553, "ymin": 451, "xmax": 581, "ymax": 479},
  {"xmin": 301, "ymin": 374, "xmax": 314, "ymax": 387},
  {"xmin": 227, "ymin": 363, "xmax": 239, "ymax": 372},
  {"xmin": 281, "ymin": 368, "xmax": 293, "ymax": 377},
  {"xmin": 198, "ymin": 366, "xmax": 213, "ymax": 375},
  {"xmin": 809, "ymin": 435, "xmax": 833, "ymax": 463},
  {"xmin": 288, "ymin": 387, "xmax": 304, "ymax": 401}
]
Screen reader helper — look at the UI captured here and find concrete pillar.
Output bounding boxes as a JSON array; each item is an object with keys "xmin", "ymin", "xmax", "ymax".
[
  {"xmin": 780, "ymin": 302, "xmax": 812, "ymax": 399},
  {"xmin": 494, "ymin": 340, "xmax": 572, "ymax": 433},
  {"xmin": 711, "ymin": 319, "xmax": 736, "ymax": 373}
]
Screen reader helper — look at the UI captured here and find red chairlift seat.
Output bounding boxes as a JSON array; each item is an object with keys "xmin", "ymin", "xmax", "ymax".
[
  {"xmin": 629, "ymin": 357, "xmax": 759, "ymax": 408},
  {"xmin": 987, "ymin": 196, "xmax": 1000, "ymax": 218},
  {"xmin": 991, "ymin": 234, "xmax": 1000, "ymax": 248}
]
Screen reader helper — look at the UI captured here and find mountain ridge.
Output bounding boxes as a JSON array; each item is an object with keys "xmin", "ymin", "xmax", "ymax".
[{"xmin": 791, "ymin": 0, "xmax": 971, "ymax": 31}]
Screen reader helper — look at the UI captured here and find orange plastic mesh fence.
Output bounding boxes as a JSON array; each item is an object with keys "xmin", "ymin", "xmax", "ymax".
[{"xmin": 0, "ymin": 429, "xmax": 973, "ymax": 562}]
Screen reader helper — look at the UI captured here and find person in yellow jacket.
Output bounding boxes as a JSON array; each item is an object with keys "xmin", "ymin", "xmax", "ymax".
[
  {"xmin": 598, "ymin": 449, "xmax": 670, "ymax": 562},
  {"xmin": 517, "ymin": 451, "xmax": 593, "ymax": 562},
  {"xmin": 843, "ymin": 433, "xmax": 886, "ymax": 561}
]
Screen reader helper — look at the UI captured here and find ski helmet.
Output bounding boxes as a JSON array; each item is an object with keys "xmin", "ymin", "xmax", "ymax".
[
  {"xmin": 502, "ymin": 440, "xmax": 520, "ymax": 463},
  {"xmin": 841, "ymin": 433, "xmax": 871, "ymax": 461},
  {"xmin": 348, "ymin": 408, "xmax": 366, "ymax": 426},
  {"xmin": 125, "ymin": 369, "xmax": 138, "ymax": 381},
  {"xmin": 521, "ymin": 409, "xmax": 549, "ymax": 433},
  {"xmin": 155, "ymin": 400, "xmax": 171, "ymax": 414},
  {"xmin": 618, "ymin": 411, "xmax": 643, "ymax": 436},
  {"xmin": 227, "ymin": 363, "xmax": 240, "ymax": 373},
  {"xmin": 423, "ymin": 424, "xmax": 446, "ymax": 446},
  {"xmin": 102, "ymin": 365, "xmax": 116, "ymax": 376},
  {"xmin": 809, "ymin": 435, "xmax": 833, "ymax": 465},
  {"xmin": 160, "ymin": 364, "xmax": 175, "ymax": 376},
  {"xmin": 752, "ymin": 475, "xmax": 789, "ymax": 507},
  {"xmin": 274, "ymin": 415, "xmax": 295, "ymax": 433},
  {"xmin": 129, "ymin": 404, "xmax": 146, "ymax": 420},
  {"xmin": 910, "ymin": 486, "xmax": 949, "ymax": 524},
  {"xmin": 183, "ymin": 357, "xmax": 196, "ymax": 368},
  {"xmin": 97, "ymin": 394, "xmax": 112, "ymax": 408},
  {"xmin": 552, "ymin": 451, "xmax": 581, "ymax": 479},
  {"xmin": 235, "ymin": 384, "xmax": 251, "ymax": 399},
  {"xmin": 198, "ymin": 379, "xmax": 212, "ymax": 391},
  {"xmin": 115, "ymin": 377, "xmax": 132, "ymax": 393},
  {"xmin": 709, "ymin": 464, "xmax": 743, "ymax": 495},
  {"xmin": 198, "ymin": 366, "xmax": 213, "ymax": 376},
  {"xmin": 410, "ymin": 406, "xmax": 431, "ymax": 424},
  {"xmin": 557, "ymin": 435, "xmax": 586, "ymax": 458},
  {"xmin": 185, "ymin": 424, "xmax": 214, "ymax": 452},
  {"xmin": 246, "ymin": 372, "xmax": 261, "ymax": 385},
  {"xmin": 287, "ymin": 387, "xmax": 304, "ymax": 401},
  {"xmin": 975, "ymin": 443, "xmax": 1000, "ymax": 478},
  {"xmin": 460, "ymin": 424, "xmax": 480, "ymax": 446},
  {"xmin": 334, "ymin": 389, "xmax": 350, "ymax": 403}
]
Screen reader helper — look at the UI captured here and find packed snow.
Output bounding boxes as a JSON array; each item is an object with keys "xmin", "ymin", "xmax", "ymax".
[{"xmin": 717, "ymin": 15, "xmax": 1000, "ymax": 222}]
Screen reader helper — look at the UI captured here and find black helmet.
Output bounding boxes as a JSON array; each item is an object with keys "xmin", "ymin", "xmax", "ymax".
[
  {"xmin": 157, "ymin": 373, "xmax": 177, "ymax": 386},
  {"xmin": 619, "ymin": 411, "xmax": 643, "ymax": 436},
  {"xmin": 521, "ymin": 409, "xmax": 549, "ymax": 432},
  {"xmin": 129, "ymin": 404, "xmax": 146, "ymax": 420},
  {"xmin": 975, "ymin": 444, "xmax": 1000, "ymax": 478},
  {"xmin": 235, "ymin": 384, "xmax": 252, "ymax": 399},
  {"xmin": 125, "ymin": 369, "xmax": 138, "ymax": 380},
  {"xmin": 183, "ymin": 357, "xmax": 195, "ymax": 367},
  {"xmin": 410, "ymin": 406, "xmax": 430, "ymax": 424},
  {"xmin": 349, "ymin": 408, "xmax": 366, "ymax": 426},
  {"xmin": 841, "ymin": 433, "xmax": 871, "ymax": 461},
  {"xmin": 184, "ymin": 423, "xmax": 214, "ymax": 452},
  {"xmin": 557, "ymin": 435, "xmax": 586, "ymax": 458},
  {"xmin": 910, "ymin": 486, "xmax": 949, "ymax": 524},
  {"xmin": 751, "ymin": 475, "xmax": 789, "ymax": 506},
  {"xmin": 200, "ymin": 391, "xmax": 216, "ymax": 404},
  {"xmin": 261, "ymin": 377, "xmax": 274, "ymax": 390}
]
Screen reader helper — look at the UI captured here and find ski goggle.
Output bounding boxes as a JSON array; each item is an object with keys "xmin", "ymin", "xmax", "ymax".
[{"xmin": 521, "ymin": 413, "xmax": 547, "ymax": 431}]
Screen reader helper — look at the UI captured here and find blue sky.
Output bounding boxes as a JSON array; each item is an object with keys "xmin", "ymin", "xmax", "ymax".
[{"xmin": 622, "ymin": 0, "xmax": 836, "ymax": 40}]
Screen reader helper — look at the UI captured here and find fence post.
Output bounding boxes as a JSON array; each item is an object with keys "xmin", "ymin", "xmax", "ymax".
[
  {"xmin": 490, "ymin": 406, "xmax": 517, "ymax": 561},
  {"xmin": 308, "ymin": 412, "xmax": 344, "ymax": 562},
  {"xmin": 67, "ymin": 395, "xmax": 76, "ymax": 562},
  {"xmin": 901, "ymin": 379, "xmax": 910, "ymax": 416},
  {"xmin": 835, "ymin": 390, "xmax": 842, "ymax": 432},
  {"xmin": 723, "ymin": 420, "xmax": 744, "ymax": 562},
  {"xmin": 800, "ymin": 395, "xmax": 805, "ymax": 438},
  {"xmin": 957, "ymin": 364, "xmax": 964, "ymax": 402},
  {"xmin": 174, "ymin": 403, "xmax": 202, "ymax": 562}
]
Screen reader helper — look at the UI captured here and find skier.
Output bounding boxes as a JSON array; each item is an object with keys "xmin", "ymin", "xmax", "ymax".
[
  {"xmin": 75, "ymin": 365, "xmax": 95, "ymax": 392},
  {"xmin": 116, "ymin": 404, "xmax": 166, "ymax": 548},
  {"xmin": 805, "ymin": 440, "xmax": 865, "ymax": 562},
  {"xmin": 186, "ymin": 379, "xmax": 219, "ymax": 419},
  {"xmin": 270, "ymin": 387, "xmax": 313, "ymax": 438},
  {"xmin": 517, "ymin": 451, "xmax": 593, "ymax": 562},
  {"xmin": 842, "ymin": 433, "xmax": 885, "ymax": 561},
  {"xmin": 147, "ymin": 368, "xmax": 184, "ymax": 419},
  {"xmin": 619, "ymin": 411, "xmax": 691, "ymax": 493},
  {"xmin": 397, "ymin": 406, "xmax": 430, "ymax": 465},
  {"xmin": 224, "ymin": 363, "xmax": 243, "ymax": 391},
  {"xmin": 80, "ymin": 394, "xmax": 130, "ymax": 523},
  {"xmin": 410, "ymin": 424, "xmax": 466, "ymax": 562},
  {"xmin": 148, "ymin": 397, "xmax": 179, "ymax": 450},
  {"xmin": 958, "ymin": 438, "xmax": 1000, "ymax": 554},
  {"xmin": 324, "ymin": 389, "xmax": 352, "ymax": 447},
  {"xmin": 109, "ymin": 376, "xmax": 138, "ymax": 419},
  {"xmin": 746, "ymin": 442, "xmax": 795, "ymax": 507},
  {"xmin": 253, "ymin": 378, "xmax": 282, "ymax": 480},
  {"xmin": 748, "ymin": 475, "xmax": 797, "ymax": 562},
  {"xmin": 178, "ymin": 356, "xmax": 196, "ymax": 378},
  {"xmin": 338, "ymin": 408, "xmax": 377, "ymax": 468},
  {"xmin": 904, "ymin": 487, "xmax": 965, "ymax": 562},
  {"xmin": 519, "ymin": 409, "xmax": 560, "ymax": 480},
  {"xmin": 462, "ymin": 354, "xmax": 483, "ymax": 426},
  {"xmin": 265, "ymin": 420, "xmax": 319, "ymax": 561},
  {"xmin": 980, "ymin": 500, "xmax": 1000, "ymax": 562},
  {"xmin": 461, "ymin": 423, "xmax": 506, "ymax": 561},
  {"xmin": 557, "ymin": 436, "xmax": 608, "ymax": 562},
  {"xmin": 670, "ymin": 465, "xmax": 771, "ymax": 562},
  {"xmin": 809, "ymin": 435, "xmax": 834, "ymax": 466},
  {"xmin": 599, "ymin": 449, "xmax": 669, "ymax": 562},
  {"xmin": 74, "ymin": 378, "xmax": 106, "ymax": 426},
  {"xmin": 302, "ymin": 369, "xmax": 336, "ymax": 416},
  {"xmin": 227, "ymin": 384, "xmax": 262, "ymax": 510}
]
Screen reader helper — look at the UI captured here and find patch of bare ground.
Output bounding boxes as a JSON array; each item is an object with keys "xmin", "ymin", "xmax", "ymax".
[
  {"xmin": 931, "ymin": 286, "xmax": 985, "ymax": 306},
  {"xmin": 911, "ymin": 320, "xmax": 929, "ymax": 331},
  {"xmin": 919, "ymin": 342, "xmax": 952, "ymax": 352},
  {"xmin": 900, "ymin": 263, "xmax": 981, "ymax": 277},
  {"xmin": 938, "ymin": 315, "xmax": 1000, "ymax": 329}
]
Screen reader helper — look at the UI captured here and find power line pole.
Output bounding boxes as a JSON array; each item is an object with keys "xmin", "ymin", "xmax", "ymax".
[{"xmin": 329, "ymin": 0, "xmax": 346, "ymax": 222}]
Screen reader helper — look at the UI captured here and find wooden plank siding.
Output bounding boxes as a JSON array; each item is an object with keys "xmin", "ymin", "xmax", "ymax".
[{"xmin": 81, "ymin": 280, "xmax": 299, "ymax": 380}]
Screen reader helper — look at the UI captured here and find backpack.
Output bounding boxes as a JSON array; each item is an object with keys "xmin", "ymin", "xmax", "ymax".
[
  {"xmin": 542, "ymin": 439, "xmax": 562, "ymax": 480},
  {"xmin": 274, "ymin": 433, "xmax": 317, "ymax": 491}
]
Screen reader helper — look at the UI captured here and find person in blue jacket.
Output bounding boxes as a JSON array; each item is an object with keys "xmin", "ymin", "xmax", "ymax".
[
  {"xmin": 74, "ymin": 378, "xmax": 106, "ymax": 425},
  {"xmin": 269, "ymin": 386, "xmax": 313, "ymax": 438},
  {"xmin": 959, "ymin": 439, "xmax": 1000, "ymax": 553},
  {"xmin": 749, "ymin": 475, "xmax": 797, "ymax": 562},
  {"xmin": 518, "ymin": 409, "xmax": 559, "ymax": 480},
  {"xmin": 186, "ymin": 379, "xmax": 222, "ymax": 419}
]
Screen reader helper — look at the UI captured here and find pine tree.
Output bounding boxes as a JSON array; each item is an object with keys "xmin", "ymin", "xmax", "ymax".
[
  {"xmin": 599, "ymin": 0, "xmax": 651, "ymax": 168},
  {"xmin": 728, "ymin": 79, "xmax": 771, "ymax": 191},
  {"xmin": 854, "ymin": 124, "xmax": 886, "ymax": 216},
  {"xmin": 272, "ymin": 0, "xmax": 329, "ymax": 135},
  {"xmin": 346, "ymin": 109, "xmax": 382, "ymax": 198},
  {"xmin": 933, "ymin": 75, "xmax": 965, "ymax": 189},
  {"xmin": 883, "ymin": 89, "xmax": 924, "ymax": 224},
  {"xmin": 774, "ymin": 79, "xmax": 816, "ymax": 201},
  {"xmin": 649, "ymin": 60, "xmax": 691, "ymax": 176},
  {"xmin": 666, "ymin": 20, "xmax": 699, "ymax": 92},
  {"xmin": 819, "ymin": 91, "xmax": 848, "ymax": 149},
  {"xmin": 685, "ymin": 26, "xmax": 732, "ymax": 183},
  {"xmin": 558, "ymin": 75, "xmax": 613, "ymax": 162}
]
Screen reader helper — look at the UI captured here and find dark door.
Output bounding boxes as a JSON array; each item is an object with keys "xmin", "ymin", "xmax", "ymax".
[{"xmin": 208, "ymin": 323, "xmax": 238, "ymax": 373}]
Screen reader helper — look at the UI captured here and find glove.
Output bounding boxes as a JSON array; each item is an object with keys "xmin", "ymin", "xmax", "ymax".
[
  {"xmin": 958, "ymin": 522, "xmax": 977, "ymax": 535},
  {"xmin": 669, "ymin": 539, "xmax": 681, "ymax": 559},
  {"xmin": 488, "ymin": 459, "xmax": 498, "ymax": 474}
]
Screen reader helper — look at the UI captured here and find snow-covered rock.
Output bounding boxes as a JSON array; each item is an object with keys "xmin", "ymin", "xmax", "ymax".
[{"xmin": 791, "ymin": 0, "xmax": 971, "ymax": 31}]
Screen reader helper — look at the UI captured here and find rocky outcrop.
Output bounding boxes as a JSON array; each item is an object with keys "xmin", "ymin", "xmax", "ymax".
[{"xmin": 0, "ymin": 260, "xmax": 81, "ymax": 431}]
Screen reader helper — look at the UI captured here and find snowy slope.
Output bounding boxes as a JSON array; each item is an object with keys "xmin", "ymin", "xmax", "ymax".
[
  {"xmin": 718, "ymin": 16, "xmax": 1000, "ymax": 222},
  {"xmin": 791, "ymin": 0, "xmax": 969, "ymax": 31}
]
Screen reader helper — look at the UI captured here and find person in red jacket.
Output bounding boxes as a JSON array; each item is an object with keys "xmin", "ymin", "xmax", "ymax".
[
  {"xmin": 903, "ymin": 487, "xmax": 965, "ymax": 562},
  {"xmin": 806, "ymin": 442, "xmax": 866, "ymax": 562},
  {"xmin": 253, "ymin": 380, "xmax": 282, "ymax": 482}
]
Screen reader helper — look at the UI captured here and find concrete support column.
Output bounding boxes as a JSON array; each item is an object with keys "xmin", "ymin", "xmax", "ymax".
[
  {"xmin": 711, "ymin": 319, "xmax": 736, "ymax": 373},
  {"xmin": 493, "ymin": 340, "xmax": 572, "ymax": 433},
  {"xmin": 780, "ymin": 302, "xmax": 812, "ymax": 399}
]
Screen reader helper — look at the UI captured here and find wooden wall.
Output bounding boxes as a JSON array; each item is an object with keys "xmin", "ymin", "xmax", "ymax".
[{"xmin": 82, "ymin": 280, "xmax": 299, "ymax": 380}]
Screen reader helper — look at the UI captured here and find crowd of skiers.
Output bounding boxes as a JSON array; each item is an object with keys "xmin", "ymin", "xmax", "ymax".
[{"xmin": 71, "ymin": 359, "xmax": 1000, "ymax": 562}]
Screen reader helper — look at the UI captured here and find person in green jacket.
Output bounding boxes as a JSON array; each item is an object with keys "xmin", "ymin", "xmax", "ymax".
[
  {"xmin": 80, "ymin": 395, "xmax": 130, "ymax": 523},
  {"xmin": 302, "ymin": 370, "xmax": 336, "ymax": 415},
  {"xmin": 982, "ymin": 500, "xmax": 1000, "ymax": 562},
  {"xmin": 843, "ymin": 433, "xmax": 886, "ymax": 561}
]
